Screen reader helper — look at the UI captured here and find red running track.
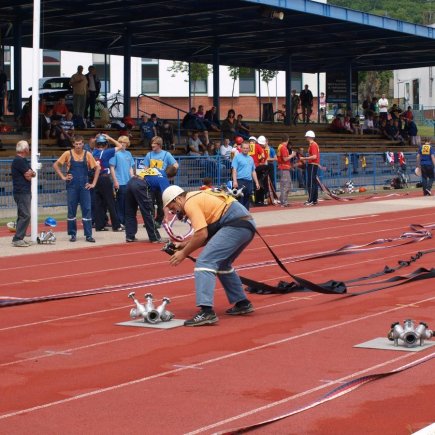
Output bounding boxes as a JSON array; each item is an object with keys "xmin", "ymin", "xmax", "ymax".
[{"xmin": 0, "ymin": 206, "xmax": 434, "ymax": 435}]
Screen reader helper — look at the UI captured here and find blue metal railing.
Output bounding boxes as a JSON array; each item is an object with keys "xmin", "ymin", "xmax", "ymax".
[{"xmin": 0, "ymin": 152, "xmax": 419, "ymax": 209}]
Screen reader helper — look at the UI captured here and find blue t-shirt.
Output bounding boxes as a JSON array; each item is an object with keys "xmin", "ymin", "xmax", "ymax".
[
  {"xmin": 419, "ymin": 143, "xmax": 435, "ymax": 166},
  {"xmin": 143, "ymin": 150, "xmax": 176, "ymax": 174},
  {"xmin": 93, "ymin": 148, "xmax": 116, "ymax": 175},
  {"xmin": 232, "ymin": 153, "xmax": 255, "ymax": 180},
  {"xmin": 145, "ymin": 173, "xmax": 170, "ymax": 192},
  {"xmin": 109, "ymin": 150, "xmax": 135, "ymax": 185},
  {"xmin": 140, "ymin": 121, "xmax": 155, "ymax": 139}
]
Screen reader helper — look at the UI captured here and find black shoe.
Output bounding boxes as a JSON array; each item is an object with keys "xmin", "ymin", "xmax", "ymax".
[
  {"xmin": 113, "ymin": 227, "xmax": 124, "ymax": 232},
  {"xmin": 126, "ymin": 237, "xmax": 138, "ymax": 243},
  {"xmin": 69, "ymin": 235, "xmax": 77, "ymax": 242},
  {"xmin": 86, "ymin": 237, "xmax": 96, "ymax": 243},
  {"xmin": 96, "ymin": 228, "xmax": 108, "ymax": 232},
  {"xmin": 155, "ymin": 221, "xmax": 162, "ymax": 229},
  {"xmin": 225, "ymin": 301, "xmax": 254, "ymax": 316},
  {"xmin": 184, "ymin": 310, "xmax": 218, "ymax": 327}
]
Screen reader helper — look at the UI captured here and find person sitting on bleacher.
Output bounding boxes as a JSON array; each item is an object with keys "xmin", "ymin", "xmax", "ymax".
[
  {"xmin": 235, "ymin": 114, "xmax": 250, "ymax": 140},
  {"xmin": 384, "ymin": 118, "xmax": 404, "ymax": 144},
  {"xmin": 362, "ymin": 114, "xmax": 378, "ymax": 135},
  {"xmin": 182, "ymin": 107, "xmax": 210, "ymax": 145},
  {"xmin": 204, "ymin": 106, "xmax": 221, "ymax": 130},
  {"xmin": 188, "ymin": 131, "xmax": 207, "ymax": 156},
  {"xmin": 159, "ymin": 119, "xmax": 175, "ymax": 150},
  {"xmin": 39, "ymin": 107, "xmax": 53, "ymax": 139},
  {"xmin": 197, "ymin": 105, "xmax": 220, "ymax": 132},
  {"xmin": 221, "ymin": 109, "xmax": 237, "ymax": 140},
  {"xmin": 329, "ymin": 115, "xmax": 347, "ymax": 133},
  {"xmin": 53, "ymin": 97, "xmax": 70, "ymax": 118}
]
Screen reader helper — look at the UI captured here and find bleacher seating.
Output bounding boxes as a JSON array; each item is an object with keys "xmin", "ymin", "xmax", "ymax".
[{"xmin": 0, "ymin": 120, "xmax": 418, "ymax": 159}]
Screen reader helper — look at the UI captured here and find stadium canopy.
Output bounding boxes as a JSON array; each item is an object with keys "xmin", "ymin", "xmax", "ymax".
[{"xmin": 1, "ymin": 0, "xmax": 435, "ymax": 73}]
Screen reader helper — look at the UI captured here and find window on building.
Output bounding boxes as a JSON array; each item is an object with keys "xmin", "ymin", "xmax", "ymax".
[
  {"xmin": 239, "ymin": 68, "xmax": 256, "ymax": 94},
  {"xmin": 92, "ymin": 54, "xmax": 110, "ymax": 94},
  {"xmin": 42, "ymin": 50, "xmax": 60, "ymax": 77},
  {"xmin": 2, "ymin": 46, "xmax": 11, "ymax": 90},
  {"xmin": 141, "ymin": 58, "xmax": 159, "ymax": 94}
]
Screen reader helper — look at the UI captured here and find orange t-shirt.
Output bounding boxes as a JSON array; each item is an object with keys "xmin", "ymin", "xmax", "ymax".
[
  {"xmin": 56, "ymin": 149, "xmax": 97, "ymax": 171},
  {"xmin": 308, "ymin": 141, "xmax": 320, "ymax": 165},
  {"xmin": 184, "ymin": 191, "xmax": 235, "ymax": 232},
  {"xmin": 277, "ymin": 143, "xmax": 291, "ymax": 170}
]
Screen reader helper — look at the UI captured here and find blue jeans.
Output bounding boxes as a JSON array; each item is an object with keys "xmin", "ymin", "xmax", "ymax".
[
  {"xmin": 194, "ymin": 202, "xmax": 255, "ymax": 307},
  {"xmin": 236, "ymin": 179, "xmax": 253, "ymax": 210}
]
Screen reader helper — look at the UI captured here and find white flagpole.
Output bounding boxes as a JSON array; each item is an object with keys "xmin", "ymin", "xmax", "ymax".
[{"xmin": 30, "ymin": 0, "xmax": 41, "ymax": 242}]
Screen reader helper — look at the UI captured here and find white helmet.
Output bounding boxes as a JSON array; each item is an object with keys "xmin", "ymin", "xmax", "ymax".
[
  {"xmin": 248, "ymin": 136, "xmax": 257, "ymax": 142},
  {"xmin": 162, "ymin": 185, "xmax": 185, "ymax": 208},
  {"xmin": 305, "ymin": 130, "xmax": 316, "ymax": 138},
  {"xmin": 257, "ymin": 135, "xmax": 267, "ymax": 145}
]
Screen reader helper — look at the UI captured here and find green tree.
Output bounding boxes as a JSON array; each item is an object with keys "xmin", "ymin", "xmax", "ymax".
[
  {"xmin": 227, "ymin": 66, "xmax": 251, "ymax": 107},
  {"xmin": 260, "ymin": 69, "xmax": 278, "ymax": 101},
  {"xmin": 167, "ymin": 61, "xmax": 211, "ymax": 100}
]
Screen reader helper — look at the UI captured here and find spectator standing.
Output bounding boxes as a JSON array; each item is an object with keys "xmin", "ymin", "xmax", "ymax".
[
  {"xmin": 319, "ymin": 92, "xmax": 327, "ymax": 123},
  {"xmin": 231, "ymin": 142, "xmax": 260, "ymax": 210},
  {"xmin": 139, "ymin": 115, "xmax": 157, "ymax": 147},
  {"xmin": 109, "ymin": 135, "xmax": 135, "ymax": 226},
  {"xmin": 291, "ymin": 89, "xmax": 300, "ymax": 125},
  {"xmin": 299, "ymin": 130, "xmax": 320, "ymax": 206},
  {"xmin": 266, "ymin": 138, "xmax": 277, "ymax": 191},
  {"xmin": 69, "ymin": 65, "xmax": 88, "ymax": 119},
  {"xmin": 143, "ymin": 136, "xmax": 179, "ymax": 227},
  {"xmin": 92, "ymin": 134, "xmax": 123, "ymax": 232},
  {"xmin": 11, "ymin": 140, "xmax": 36, "ymax": 247},
  {"xmin": 378, "ymin": 93, "xmax": 389, "ymax": 121},
  {"xmin": 53, "ymin": 135, "xmax": 100, "ymax": 242},
  {"xmin": 300, "ymin": 84, "xmax": 314, "ymax": 124},
  {"xmin": 277, "ymin": 134, "xmax": 295, "ymax": 207},
  {"xmin": 162, "ymin": 185, "xmax": 256, "ymax": 326},
  {"xmin": 416, "ymin": 140, "xmax": 435, "ymax": 196},
  {"xmin": 85, "ymin": 65, "xmax": 101, "ymax": 127}
]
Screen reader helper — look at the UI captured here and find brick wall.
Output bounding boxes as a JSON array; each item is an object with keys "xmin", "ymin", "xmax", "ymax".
[{"xmin": 131, "ymin": 96, "xmax": 319, "ymax": 122}]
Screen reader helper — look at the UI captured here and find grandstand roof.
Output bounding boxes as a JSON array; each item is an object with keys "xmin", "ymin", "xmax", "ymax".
[{"xmin": 1, "ymin": 0, "xmax": 434, "ymax": 72}]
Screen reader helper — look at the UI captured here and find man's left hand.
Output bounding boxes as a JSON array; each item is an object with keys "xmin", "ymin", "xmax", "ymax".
[{"xmin": 169, "ymin": 250, "xmax": 186, "ymax": 266}]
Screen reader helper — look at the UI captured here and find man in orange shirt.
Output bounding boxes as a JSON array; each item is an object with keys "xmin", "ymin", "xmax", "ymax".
[
  {"xmin": 300, "ymin": 130, "xmax": 320, "ymax": 206},
  {"xmin": 277, "ymin": 134, "xmax": 296, "ymax": 207},
  {"xmin": 162, "ymin": 185, "xmax": 256, "ymax": 326}
]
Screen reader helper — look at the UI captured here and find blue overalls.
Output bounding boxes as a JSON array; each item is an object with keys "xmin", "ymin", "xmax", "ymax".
[{"xmin": 67, "ymin": 150, "xmax": 92, "ymax": 238}]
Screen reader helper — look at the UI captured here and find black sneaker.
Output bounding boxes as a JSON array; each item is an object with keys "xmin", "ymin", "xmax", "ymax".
[
  {"xmin": 86, "ymin": 237, "xmax": 96, "ymax": 243},
  {"xmin": 184, "ymin": 310, "xmax": 218, "ymax": 327},
  {"xmin": 225, "ymin": 301, "xmax": 254, "ymax": 316},
  {"xmin": 69, "ymin": 235, "xmax": 77, "ymax": 242},
  {"xmin": 96, "ymin": 228, "xmax": 108, "ymax": 232}
]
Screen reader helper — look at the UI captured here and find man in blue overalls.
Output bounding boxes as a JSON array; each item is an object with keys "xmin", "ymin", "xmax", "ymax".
[{"xmin": 53, "ymin": 135, "xmax": 100, "ymax": 242}]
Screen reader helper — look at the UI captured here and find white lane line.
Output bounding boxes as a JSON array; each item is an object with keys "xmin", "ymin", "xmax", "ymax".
[
  {"xmin": 339, "ymin": 215, "xmax": 379, "ymax": 220},
  {"xmin": 0, "ymin": 296, "xmax": 433, "ymax": 421}
]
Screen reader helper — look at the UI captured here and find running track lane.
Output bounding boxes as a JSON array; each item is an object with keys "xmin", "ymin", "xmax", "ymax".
[{"xmin": 1, "ymin": 208, "xmax": 434, "ymax": 434}]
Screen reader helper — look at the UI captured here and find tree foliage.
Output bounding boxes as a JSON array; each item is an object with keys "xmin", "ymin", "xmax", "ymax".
[
  {"xmin": 167, "ymin": 61, "xmax": 212, "ymax": 94},
  {"xmin": 328, "ymin": 0, "xmax": 435, "ymax": 25}
]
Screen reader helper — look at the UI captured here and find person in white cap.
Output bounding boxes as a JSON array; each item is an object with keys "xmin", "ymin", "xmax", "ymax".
[
  {"xmin": 162, "ymin": 185, "xmax": 256, "ymax": 326},
  {"xmin": 299, "ymin": 130, "xmax": 320, "ymax": 205}
]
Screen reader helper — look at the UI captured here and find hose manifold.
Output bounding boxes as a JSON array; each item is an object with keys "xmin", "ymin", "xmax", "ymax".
[{"xmin": 388, "ymin": 320, "xmax": 433, "ymax": 347}]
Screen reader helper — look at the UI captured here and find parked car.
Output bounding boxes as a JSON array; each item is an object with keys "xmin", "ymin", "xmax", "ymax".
[{"xmin": 29, "ymin": 77, "xmax": 73, "ymax": 110}]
